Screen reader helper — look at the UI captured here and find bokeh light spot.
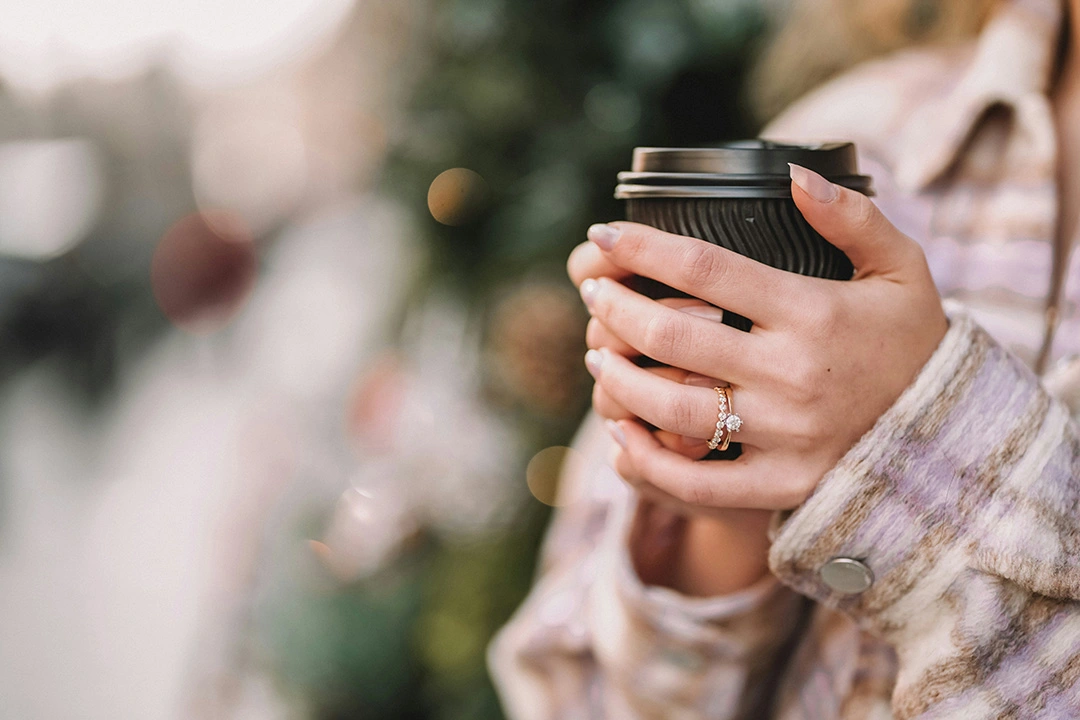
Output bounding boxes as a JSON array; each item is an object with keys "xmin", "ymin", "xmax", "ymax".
[
  {"xmin": 427, "ymin": 168, "xmax": 488, "ymax": 226},
  {"xmin": 191, "ymin": 98, "xmax": 308, "ymax": 236},
  {"xmin": 526, "ymin": 446, "xmax": 583, "ymax": 507},
  {"xmin": 150, "ymin": 210, "xmax": 257, "ymax": 334},
  {"xmin": 0, "ymin": 139, "xmax": 104, "ymax": 260},
  {"xmin": 308, "ymin": 539, "xmax": 333, "ymax": 563}
]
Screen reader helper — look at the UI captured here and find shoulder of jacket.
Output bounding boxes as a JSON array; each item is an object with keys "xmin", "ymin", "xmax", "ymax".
[{"xmin": 762, "ymin": 43, "xmax": 973, "ymax": 169}]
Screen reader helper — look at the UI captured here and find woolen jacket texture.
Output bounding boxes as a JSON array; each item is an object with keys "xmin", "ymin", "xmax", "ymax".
[{"xmin": 489, "ymin": 0, "xmax": 1080, "ymax": 716}]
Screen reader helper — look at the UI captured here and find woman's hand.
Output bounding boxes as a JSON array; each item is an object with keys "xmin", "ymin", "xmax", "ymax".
[
  {"xmin": 582, "ymin": 165, "xmax": 948, "ymax": 511},
  {"xmin": 567, "ymin": 240, "xmax": 726, "ymax": 464},
  {"xmin": 567, "ymin": 221, "xmax": 775, "ymax": 595}
]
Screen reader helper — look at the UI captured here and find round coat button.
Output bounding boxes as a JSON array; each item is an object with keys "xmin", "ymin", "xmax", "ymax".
[{"xmin": 819, "ymin": 558, "xmax": 874, "ymax": 594}]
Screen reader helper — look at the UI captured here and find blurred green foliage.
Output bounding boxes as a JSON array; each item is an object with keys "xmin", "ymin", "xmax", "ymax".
[
  {"xmin": 267, "ymin": 1, "xmax": 773, "ymax": 718},
  {"xmin": 382, "ymin": 0, "xmax": 768, "ymax": 301}
]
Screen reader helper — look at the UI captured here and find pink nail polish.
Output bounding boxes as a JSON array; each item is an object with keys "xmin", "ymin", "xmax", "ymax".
[
  {"xmin": 679, "ymin": 434, "xmax": 707, "ymax": 449},
  {"xmin": 585, "ymin": 349, "xmax": 603, "ymax": 377},
  {"xmin": 580, "ymin": 278, "xmax": 599, "ymax": 307},
  {"xmin": 606, "ymin": 419, "xmax": 627, "ymax": 449},
  {"xmin": 587, "ymin": 223, "xmax": 620, "ymax": 251},
  {"xmin": 684, "ymin": 373, "xmax": 718, "ymax": 387},
  {"xmin": 680, "ymin": 305, "xmax": 725, "ymax": 322},
  {"xmin": 789, "ymin": 163, "xmax": 839, "ymax": 203}
]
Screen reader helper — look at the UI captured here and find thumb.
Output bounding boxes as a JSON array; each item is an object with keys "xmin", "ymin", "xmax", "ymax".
[{"xmin": 788, "ymin": 163, "xmax": 919, "ymax": 278}]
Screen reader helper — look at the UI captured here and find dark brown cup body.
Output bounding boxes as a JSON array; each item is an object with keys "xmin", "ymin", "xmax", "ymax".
[{"xmin": 624, "ymin": 196, "xmax": 856, "ymax": 331}]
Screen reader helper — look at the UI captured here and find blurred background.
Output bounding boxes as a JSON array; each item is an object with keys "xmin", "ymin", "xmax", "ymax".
[{"xmin": 0, "ymin": 0, "xmax": 990, "ymax": 718}]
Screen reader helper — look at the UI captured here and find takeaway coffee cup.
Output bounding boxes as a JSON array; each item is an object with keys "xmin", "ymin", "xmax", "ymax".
[
  {"xmin": 614, "ymin": 140, "xmax": 874, "ymax": 332},
  {"xmin": 614, "ymin": 140, "xmax": 874, "ymax": 458}
]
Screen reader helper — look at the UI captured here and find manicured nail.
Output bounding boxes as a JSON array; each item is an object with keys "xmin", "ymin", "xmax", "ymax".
[
  {"xmin": 679, "ymin": 434, "xmax": 707, "ymax": 449},
  {"xmin": 580, "ymin": 278, "xmax": 599, "ymax": 308},
  {"xmin": 789, "ymin": 163, "xmax": 838, "ymax": 203},
  {"xmin": 587, "ymin": 223, "xmax": 620, "ymax": 251},
  {"xmin": 606, "ymin": 419, "xmax": 627, "ymax": 449},
  {"xmin": 684, "ymin": 373, "xmax": 718, "ymax": 388},
  {"xmin": 680, "ymin": 305, "xmax": 725, "ymax": 323},
  {"xmin": 585, "ymin": 349, "xmax": 604, "ymax": 378}
]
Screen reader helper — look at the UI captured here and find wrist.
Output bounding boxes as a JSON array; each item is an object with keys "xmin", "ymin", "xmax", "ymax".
[
  {"xmin": 629, "ymin": 501, "xmax": 773, "ymax": 597},
  {"xmin": 672, "ymin": 510, "xmax": 773, "ymax": 597}
]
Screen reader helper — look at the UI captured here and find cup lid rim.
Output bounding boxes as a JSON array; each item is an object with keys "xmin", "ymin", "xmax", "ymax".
[{"xmin": 629, "ymin": 141, "xmax": 866, "ymax": 177}]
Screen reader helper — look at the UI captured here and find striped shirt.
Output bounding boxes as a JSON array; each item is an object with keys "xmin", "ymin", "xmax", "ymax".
[{"xmin": 489, "ymin": 0, "xmax": 1080, "ymax": 717}]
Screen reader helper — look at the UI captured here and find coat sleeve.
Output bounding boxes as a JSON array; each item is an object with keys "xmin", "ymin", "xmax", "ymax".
[
  {"xmin": 488, "ymin": 413, "xmax": 809, "ymax": 720},
  {"xmin": 767, "ymin": 306, "xmax": 1080, "ymax": 718}
]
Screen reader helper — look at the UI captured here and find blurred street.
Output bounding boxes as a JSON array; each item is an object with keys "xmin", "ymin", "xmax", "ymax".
[{"xmin": 0, "ymin": 0, "xmax": 778, "ymax": 717}]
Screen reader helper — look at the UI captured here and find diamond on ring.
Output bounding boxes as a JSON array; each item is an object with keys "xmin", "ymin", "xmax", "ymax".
[
  {"xmin": 725, "ymin": 414, "xmax": 742, "ymax": 433},
  {"xmin": 707, "ymin": 386, "xmax": 735, "ymax": 450}
]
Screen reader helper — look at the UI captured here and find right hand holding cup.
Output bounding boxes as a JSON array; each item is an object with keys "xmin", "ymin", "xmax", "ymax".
[{"xmin": 576, "ymin": 166, "xmax": 948, "ymax": 513}]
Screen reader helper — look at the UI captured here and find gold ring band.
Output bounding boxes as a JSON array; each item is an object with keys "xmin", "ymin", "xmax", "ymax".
[
  {"xmin": 706, "ymin": 385, "xmax": 742, "ymax": 452},
  {"xmin": 706, "ymin": 386, "xmax": 727, "ymax": 450},
  {"xmin": 717, "ymin": 386, "xmax": 734, "ymax": 452}
]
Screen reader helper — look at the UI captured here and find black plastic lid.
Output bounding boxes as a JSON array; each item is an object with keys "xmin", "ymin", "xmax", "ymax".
[{"xmin": 615, "ymin": 140, "xmax": 874, "ymax": 199}]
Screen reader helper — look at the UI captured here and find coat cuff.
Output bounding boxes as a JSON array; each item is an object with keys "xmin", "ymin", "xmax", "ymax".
[
  {"xmin": 767, "ymin": 307, "xmax": 1058, "ymax": 636},
  {"xmin": 589, "ymin": 484, "xmax": 805, "ymax": 716}
]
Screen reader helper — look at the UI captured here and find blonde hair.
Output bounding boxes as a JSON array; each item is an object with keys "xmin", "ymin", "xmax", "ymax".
[{"xmin": 750, "ymin": 0, "xmax": 1001, "ymax": 122}]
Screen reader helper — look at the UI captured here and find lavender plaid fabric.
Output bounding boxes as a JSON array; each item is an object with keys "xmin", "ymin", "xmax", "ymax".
[{"xmin": 490, "ymin": 1, "xmax": 1080, "ymax": 717}]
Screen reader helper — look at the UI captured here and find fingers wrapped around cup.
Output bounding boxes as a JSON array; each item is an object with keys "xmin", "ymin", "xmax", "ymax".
[
  {"xmin": 586, "ymin": 347, "xmax": 760, "ymax": 450},
  {"xmin": 607, "ymin": 415, "xmax": 815, "ymax": 511},
  {"xmin": 567, "ymin": 240, "xmax": 631, "ymax": 289},
  {"xmin": 591, "ymin": 363, "xmax": 715, "ymax": 461},
  {"xmin": 586, "ymin": 296, "xmax": 726, "ymax": 360},
  {"xmin": 580, "ymin": 276, "xmax": 760, "ymax": 382}
]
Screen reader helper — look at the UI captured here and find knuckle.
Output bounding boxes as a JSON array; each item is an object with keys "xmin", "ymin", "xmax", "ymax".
[
  {"xmin": 642, "ymin": 311, "xmax": 692, "ymax": 358},
  {"xmin": 679, "ymin": 242, "xmax": 728, "ymax": 291},
  {"xmin": 798, "ymin": 371, "xmax": 827, "ymax": 404},
  {"xmin": 900, "ymin": 236, "xmax": 931, "ymax": 272},
  {"xmin": 785, "ymin": 360, "xmax": 826, "ymax": 405},
  {"xmin": 801, "ymin": 292, "xmax": 841, "ymax": 334}
]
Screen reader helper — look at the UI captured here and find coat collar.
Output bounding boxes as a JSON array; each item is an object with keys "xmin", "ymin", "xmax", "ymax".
[{"xmin": 894, "ymin": 0, "xmax": 1064, "ymax": 192}]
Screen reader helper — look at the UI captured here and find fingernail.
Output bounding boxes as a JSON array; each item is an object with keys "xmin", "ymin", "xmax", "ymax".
[
  {"xmin": 680, "ymin": 305, "xmax": 725, "ymax": 323},
  {"xmin": 789, "ymin": 163, "xmax": 838, "ymax": 203},
  {"xmin": 585, "ymin": 349, "xmax": 604, "ymax": 378},
  {"xmin": 587, "ymin": 223, "xmax": 620, "ymax": 251},
  {"xmin": 580, "ymin": 278, "xmax": 599, "ymax": 308},
  {"xmin": 679, "ymin": 434, "xmax": 707, "ymax": 449},
  {"xmin": 684, "ymin": 373, "xmax": 717, "ymax": 388},
  {"xmin": 606, "ymin": 419, "xmax": 627, "ymax": 449}
]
